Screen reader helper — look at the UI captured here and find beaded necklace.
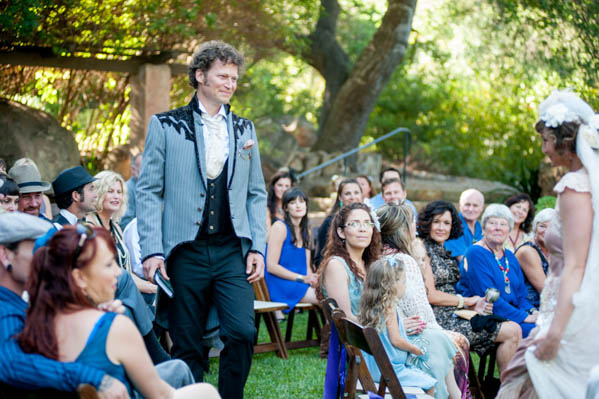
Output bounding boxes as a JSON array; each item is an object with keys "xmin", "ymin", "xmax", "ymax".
[{"xmin": 484, "ymin": 240, "xmax": 511, "ymax": 294}]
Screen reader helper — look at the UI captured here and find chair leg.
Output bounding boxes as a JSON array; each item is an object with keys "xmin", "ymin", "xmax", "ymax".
[
  {"xmin": 262, "ymin": 312, "xmax": 289, "ymax": 359},
  {"xmin": 344, "ymin": 353, "xmax": 360, "ymax": 399},
  {"xmin": 285, "ymin": 309, "xmax": 296, "ymax": 342},
  {"xmin": 468, "ymin": 354, "xmax": 485, "ymax": 399}
]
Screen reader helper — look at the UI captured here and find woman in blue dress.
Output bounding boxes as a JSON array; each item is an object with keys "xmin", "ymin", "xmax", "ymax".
[
  {"xmin": 360, "ymin": 257, "xmax": 437, "ymax": 396},
  {"xmin": 18, "ymin": 226, "xmax": 218, "ymax": 399},
  {"xmin": 462, "ymin": 204, "xmax": 538, "ymax": 338},
  {"xmin": 266, "ymin": 187, "xmax": 318, "ymax": 312}
]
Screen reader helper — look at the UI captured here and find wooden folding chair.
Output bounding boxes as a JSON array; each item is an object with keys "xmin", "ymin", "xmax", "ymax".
[
  {"xmin": 253, "ymin": 278, "xmax": 289, "ymax": 359},
  {"xmin": 472, "ymin": 344, "xmax": 499, "ymax": 399},
  {"xmin": 284, "ymin": 302, "xmax": 325, "ymax": 350},
  {"xmin": 332, "ymin": 309, "xmax": 409, "ymax": 399}
]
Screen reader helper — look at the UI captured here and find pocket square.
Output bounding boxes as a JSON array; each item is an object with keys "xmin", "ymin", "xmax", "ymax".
[{"xmin": 242, "ymin": 139, "xmax": 254, "ymax": 150}]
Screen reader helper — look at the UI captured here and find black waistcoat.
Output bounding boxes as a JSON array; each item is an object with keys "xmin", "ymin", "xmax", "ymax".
[{"xmin": 197, "ymin": 159, "xmax": 234, "ymax": 238}]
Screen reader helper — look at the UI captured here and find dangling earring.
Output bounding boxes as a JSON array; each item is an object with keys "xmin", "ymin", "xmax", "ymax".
[
  {"xmin": 6, "ymin": 264, "xmax": 12, "ymax": 272},
  {"xmin": 339, "ymin": 200, "xmax": 343, "ymax": 207}
]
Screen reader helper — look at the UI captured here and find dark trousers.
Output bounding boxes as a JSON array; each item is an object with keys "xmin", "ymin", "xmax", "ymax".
[{"xmin": 168, "ymin": 234, "xmax": 255, "ymax": 399}]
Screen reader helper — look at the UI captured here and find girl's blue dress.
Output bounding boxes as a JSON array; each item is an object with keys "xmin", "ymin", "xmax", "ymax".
[
  {"xmin": 265, "ymin": 223, "xmax": 310, "ymax": 313},
  {"xmin": 363, "ymin": 308, "xmax": 437, "ymax": 392}
]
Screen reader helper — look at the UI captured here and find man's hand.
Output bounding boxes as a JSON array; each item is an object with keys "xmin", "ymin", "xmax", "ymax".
[
  {"xmin": 246, "ymin": 252, "xmax": 264, "ymax": 283},
  {"xmin": 97, "ymin": 375, "xmax": 130, "ymax": 399},
  {"xmin": 97, "ymin": 299, "xmax": 125, "ymax": 314},
  {"xmin": 143, "ymin": 257, "xmax": 167, "ymax": 284}
]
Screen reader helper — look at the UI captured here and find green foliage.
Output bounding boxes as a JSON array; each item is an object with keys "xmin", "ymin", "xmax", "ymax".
[
  {"xmin": 535, "ymin": 195, "xmax": 556, "ymax": 212},
  {"xmin": 363, "ymin": 0, "xmax": 598, "ymax": 196},
  {"xmin": 489, "ymin": 0, "xmax": 599, "ymax": 87}
]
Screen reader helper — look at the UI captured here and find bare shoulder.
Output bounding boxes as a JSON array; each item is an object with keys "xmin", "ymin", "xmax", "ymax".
[
  {"xmin": 270, "ymin": 220, "xmax": 288, "ymax": 234},
  {"xmin": 110, "ymin": 314, "xmax": 139, "ymax": 337},
  {"xmin": 324, "ymin": 258, "xmax": 349, "ymax": 279}
]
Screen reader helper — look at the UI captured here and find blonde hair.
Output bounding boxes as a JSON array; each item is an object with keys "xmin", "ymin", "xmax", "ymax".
[
  {"xmin": 377, "ymin": 202, "xmax": 415, "ymax": 256},
  {"xmin": 93, "ymin": 171, "xmax": 128, "ymax": 221},
  {"xmin": 359, "ymin": 256, "xmax": 405, "ymax": 332}
]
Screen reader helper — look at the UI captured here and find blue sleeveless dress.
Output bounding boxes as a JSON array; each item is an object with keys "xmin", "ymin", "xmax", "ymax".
[
  {"xmin": 76, "ymin": 312, "xmax": 132, "ymax": 395},
  {"xmin": 321, "ymin": 256, "xmax": 363, "ymax": 317},
  {"xmin": 363, "ymin": 308, "xmax": 437, "ymax": 392},
  {"xmin": 265, "ymin": 223, "xmax": 310, "ymax": 313}
]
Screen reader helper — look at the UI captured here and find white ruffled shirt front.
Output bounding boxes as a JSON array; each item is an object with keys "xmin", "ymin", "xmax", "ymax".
[{"xmin": 198, "ymin": 99, "xmax": 229, "ymax": 179}]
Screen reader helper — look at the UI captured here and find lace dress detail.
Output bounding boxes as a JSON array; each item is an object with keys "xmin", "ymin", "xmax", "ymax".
[{"xmin": 391, "ymin": 253, "xmax": 440, "ymax": 328}]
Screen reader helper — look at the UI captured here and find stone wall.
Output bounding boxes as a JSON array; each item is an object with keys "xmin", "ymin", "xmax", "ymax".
[{"xmin": 0, "ymin": 99, "xmax": 80, "ymax": 186}]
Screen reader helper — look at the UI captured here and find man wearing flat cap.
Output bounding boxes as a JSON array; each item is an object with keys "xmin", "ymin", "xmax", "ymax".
[
  {"xmin": 0, "ymin": 212, "xmax": 129, "ymax": 397},
  {"xmin": 52, "ymin": 166, "xmax": 98, "ymax": 227},
  {"xmin": 8, "ymin": 164, "xmax": 52, "ymax": 221}
]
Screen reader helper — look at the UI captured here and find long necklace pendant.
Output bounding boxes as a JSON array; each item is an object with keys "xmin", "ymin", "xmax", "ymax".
[{"xmin": 505, "ymin": 283, "xmax": 511, "ymax": 294}]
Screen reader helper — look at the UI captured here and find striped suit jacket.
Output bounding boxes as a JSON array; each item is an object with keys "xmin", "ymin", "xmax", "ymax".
[{"xmin": 136, "ymin": 97, "xmax": 267, "ymax": 262}]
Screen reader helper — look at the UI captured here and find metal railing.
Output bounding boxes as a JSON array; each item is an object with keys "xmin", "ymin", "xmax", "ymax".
[{"xmin": 296, "ymin": 127, "xmax": 412, "ymax": 183}]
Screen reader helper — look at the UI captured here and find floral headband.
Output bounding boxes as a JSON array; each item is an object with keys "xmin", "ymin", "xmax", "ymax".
[
  {"xmin": 539, "ymin": 93, "xmax": 599, "ymax": 150},
  {"xmin": 539, "ymin": 103, "xmax": 580, "ymax": 128},
  {"xmin": 369, "ymin": 206, "xmax": 381, "ymax": 232}
]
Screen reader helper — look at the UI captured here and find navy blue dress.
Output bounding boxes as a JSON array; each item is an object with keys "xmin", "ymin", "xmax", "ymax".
[
  {"xmin": 515, "ymin": 241, "xmax": 549, "ymax": 308},
  {"xmin": 76, "ymin": 312, "xmax": 132, "ymax": 395},
  {"xmin": 265, "ymin": 223, "xmax": 310, "ymax": 314}
]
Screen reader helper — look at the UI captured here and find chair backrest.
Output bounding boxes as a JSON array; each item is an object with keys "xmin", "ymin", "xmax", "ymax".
[
  {"xmin": 338, "ymin": 316, "xmax": 408, "ymax": 399},
  {"xmin": 321, "ymin": 297, "xmax": 338, "ymax": 326},
  {"xmin": 253, "ymin": 277, "xmax": 272, "ymax": 302}
]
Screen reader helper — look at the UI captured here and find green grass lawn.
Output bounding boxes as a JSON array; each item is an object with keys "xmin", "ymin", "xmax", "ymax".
[
  {"xmin": 205, "ymin": 311, "xmax": 327, "ymax": 398},
  {"xmin": 203, "ymin": 311, "xmax": 494, "ymax": 398}
]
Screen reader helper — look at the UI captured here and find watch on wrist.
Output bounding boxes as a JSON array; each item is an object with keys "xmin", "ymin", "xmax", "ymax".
[{"xmin": 295, "ymin": 275, "xmax": 304, "ymax": 283}]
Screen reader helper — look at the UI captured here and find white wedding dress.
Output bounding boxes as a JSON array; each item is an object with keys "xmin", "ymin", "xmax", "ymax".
[{"xmin": 523, "ymin": 131, "xmax": 599, "ymax": 398}]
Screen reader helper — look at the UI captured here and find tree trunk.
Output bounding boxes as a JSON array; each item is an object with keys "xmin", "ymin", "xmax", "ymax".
[{"xmin": 309, "ymin": 0, "xmax": 418, "ymax": 152}]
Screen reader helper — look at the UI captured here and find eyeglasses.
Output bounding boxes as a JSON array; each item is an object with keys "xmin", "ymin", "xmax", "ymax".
[
  {"xmin": 344, "ymin": 221, "xmax": 375, "ymax": 230},
  {"xmin": 73, "ymin": 224, "xmax": 96, "ymax": 265}
]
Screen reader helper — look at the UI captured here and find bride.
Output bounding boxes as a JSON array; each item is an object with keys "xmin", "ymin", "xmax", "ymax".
[{"xmin": 498, "ymin": 90, "xmax": 599, "ymax": 398}]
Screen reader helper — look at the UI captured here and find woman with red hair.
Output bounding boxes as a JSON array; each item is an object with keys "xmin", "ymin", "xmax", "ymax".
[{"xmin": 18, "ymin": 225, "xmax": 219, "ymax": 399}]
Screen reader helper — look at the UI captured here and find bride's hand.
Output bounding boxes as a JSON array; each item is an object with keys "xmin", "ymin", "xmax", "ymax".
[{"xmin": 533, "ymin": 333, "xmax": 561, "ymax": 361}]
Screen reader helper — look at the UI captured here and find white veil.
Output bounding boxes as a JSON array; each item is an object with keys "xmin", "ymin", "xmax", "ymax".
[{"xmin": 525, "ymin": 90, "xmax": 599, "ymax": 399}]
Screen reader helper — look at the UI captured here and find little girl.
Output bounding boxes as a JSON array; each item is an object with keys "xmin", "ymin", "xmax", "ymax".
[{"xmin": 359, "ymin": 256, "xmax": 436, "ymax": 396}]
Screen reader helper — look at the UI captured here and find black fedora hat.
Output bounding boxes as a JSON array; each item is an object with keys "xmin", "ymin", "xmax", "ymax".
[{"xmin": 52, "ymin": 166, "xmax": 96, "ymax": 196}]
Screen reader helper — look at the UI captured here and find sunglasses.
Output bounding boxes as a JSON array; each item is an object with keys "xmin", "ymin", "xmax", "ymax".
[{"xmin": 73, "ymin": 224, "xmax": 96, "ymax": 265}]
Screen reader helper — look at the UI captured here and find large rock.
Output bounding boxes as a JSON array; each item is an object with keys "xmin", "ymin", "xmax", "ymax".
[
  {"xmin": 0, "ymin": 99, "xmax": 80, "ymax": 185},
  {"xmin": 405, "ymin": 170, "xmax": 519, "ymax": 209}
]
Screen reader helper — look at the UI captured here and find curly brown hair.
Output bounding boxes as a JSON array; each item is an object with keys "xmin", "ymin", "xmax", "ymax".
[
  {"xmin": 417, "ymin": 200, "xmax": 462, "ymax": 240},
  {"xmin": 359, "ymin": 256, "xmax": 406, "ymax": 332},
  {"xmin": 188, "ymin": 41, "xmax": 245, "ymax": 89},
  {"xmin": 317, "ymin": 202, "xmax": 381, "ymax": 298}
]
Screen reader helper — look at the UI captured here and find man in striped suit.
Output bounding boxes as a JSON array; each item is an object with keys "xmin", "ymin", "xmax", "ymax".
[{"xmin": 137, "ymin": 41, "xmax": 267, "ymax": 399}]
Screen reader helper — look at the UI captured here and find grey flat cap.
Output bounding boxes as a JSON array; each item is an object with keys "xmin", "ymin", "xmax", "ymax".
[{"xmin": 0, "ymin": 211, "xmax": 52, "ymax": 246}]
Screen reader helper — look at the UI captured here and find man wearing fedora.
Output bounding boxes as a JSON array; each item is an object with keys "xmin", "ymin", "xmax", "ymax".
[
  {"xmin": 47, "ymin": 166, "xmax": 170, "ymax": 365},
  {"xmin": 8, "ymin": 164, "xmax": 52, "ymax": 221},
  {"xmin": 52, "ymin": 166, "xmax": 98, "ymax": 227},
  {"xmin": 137, "ymin": 40, "xmax": 267, "ymax": 398}
]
